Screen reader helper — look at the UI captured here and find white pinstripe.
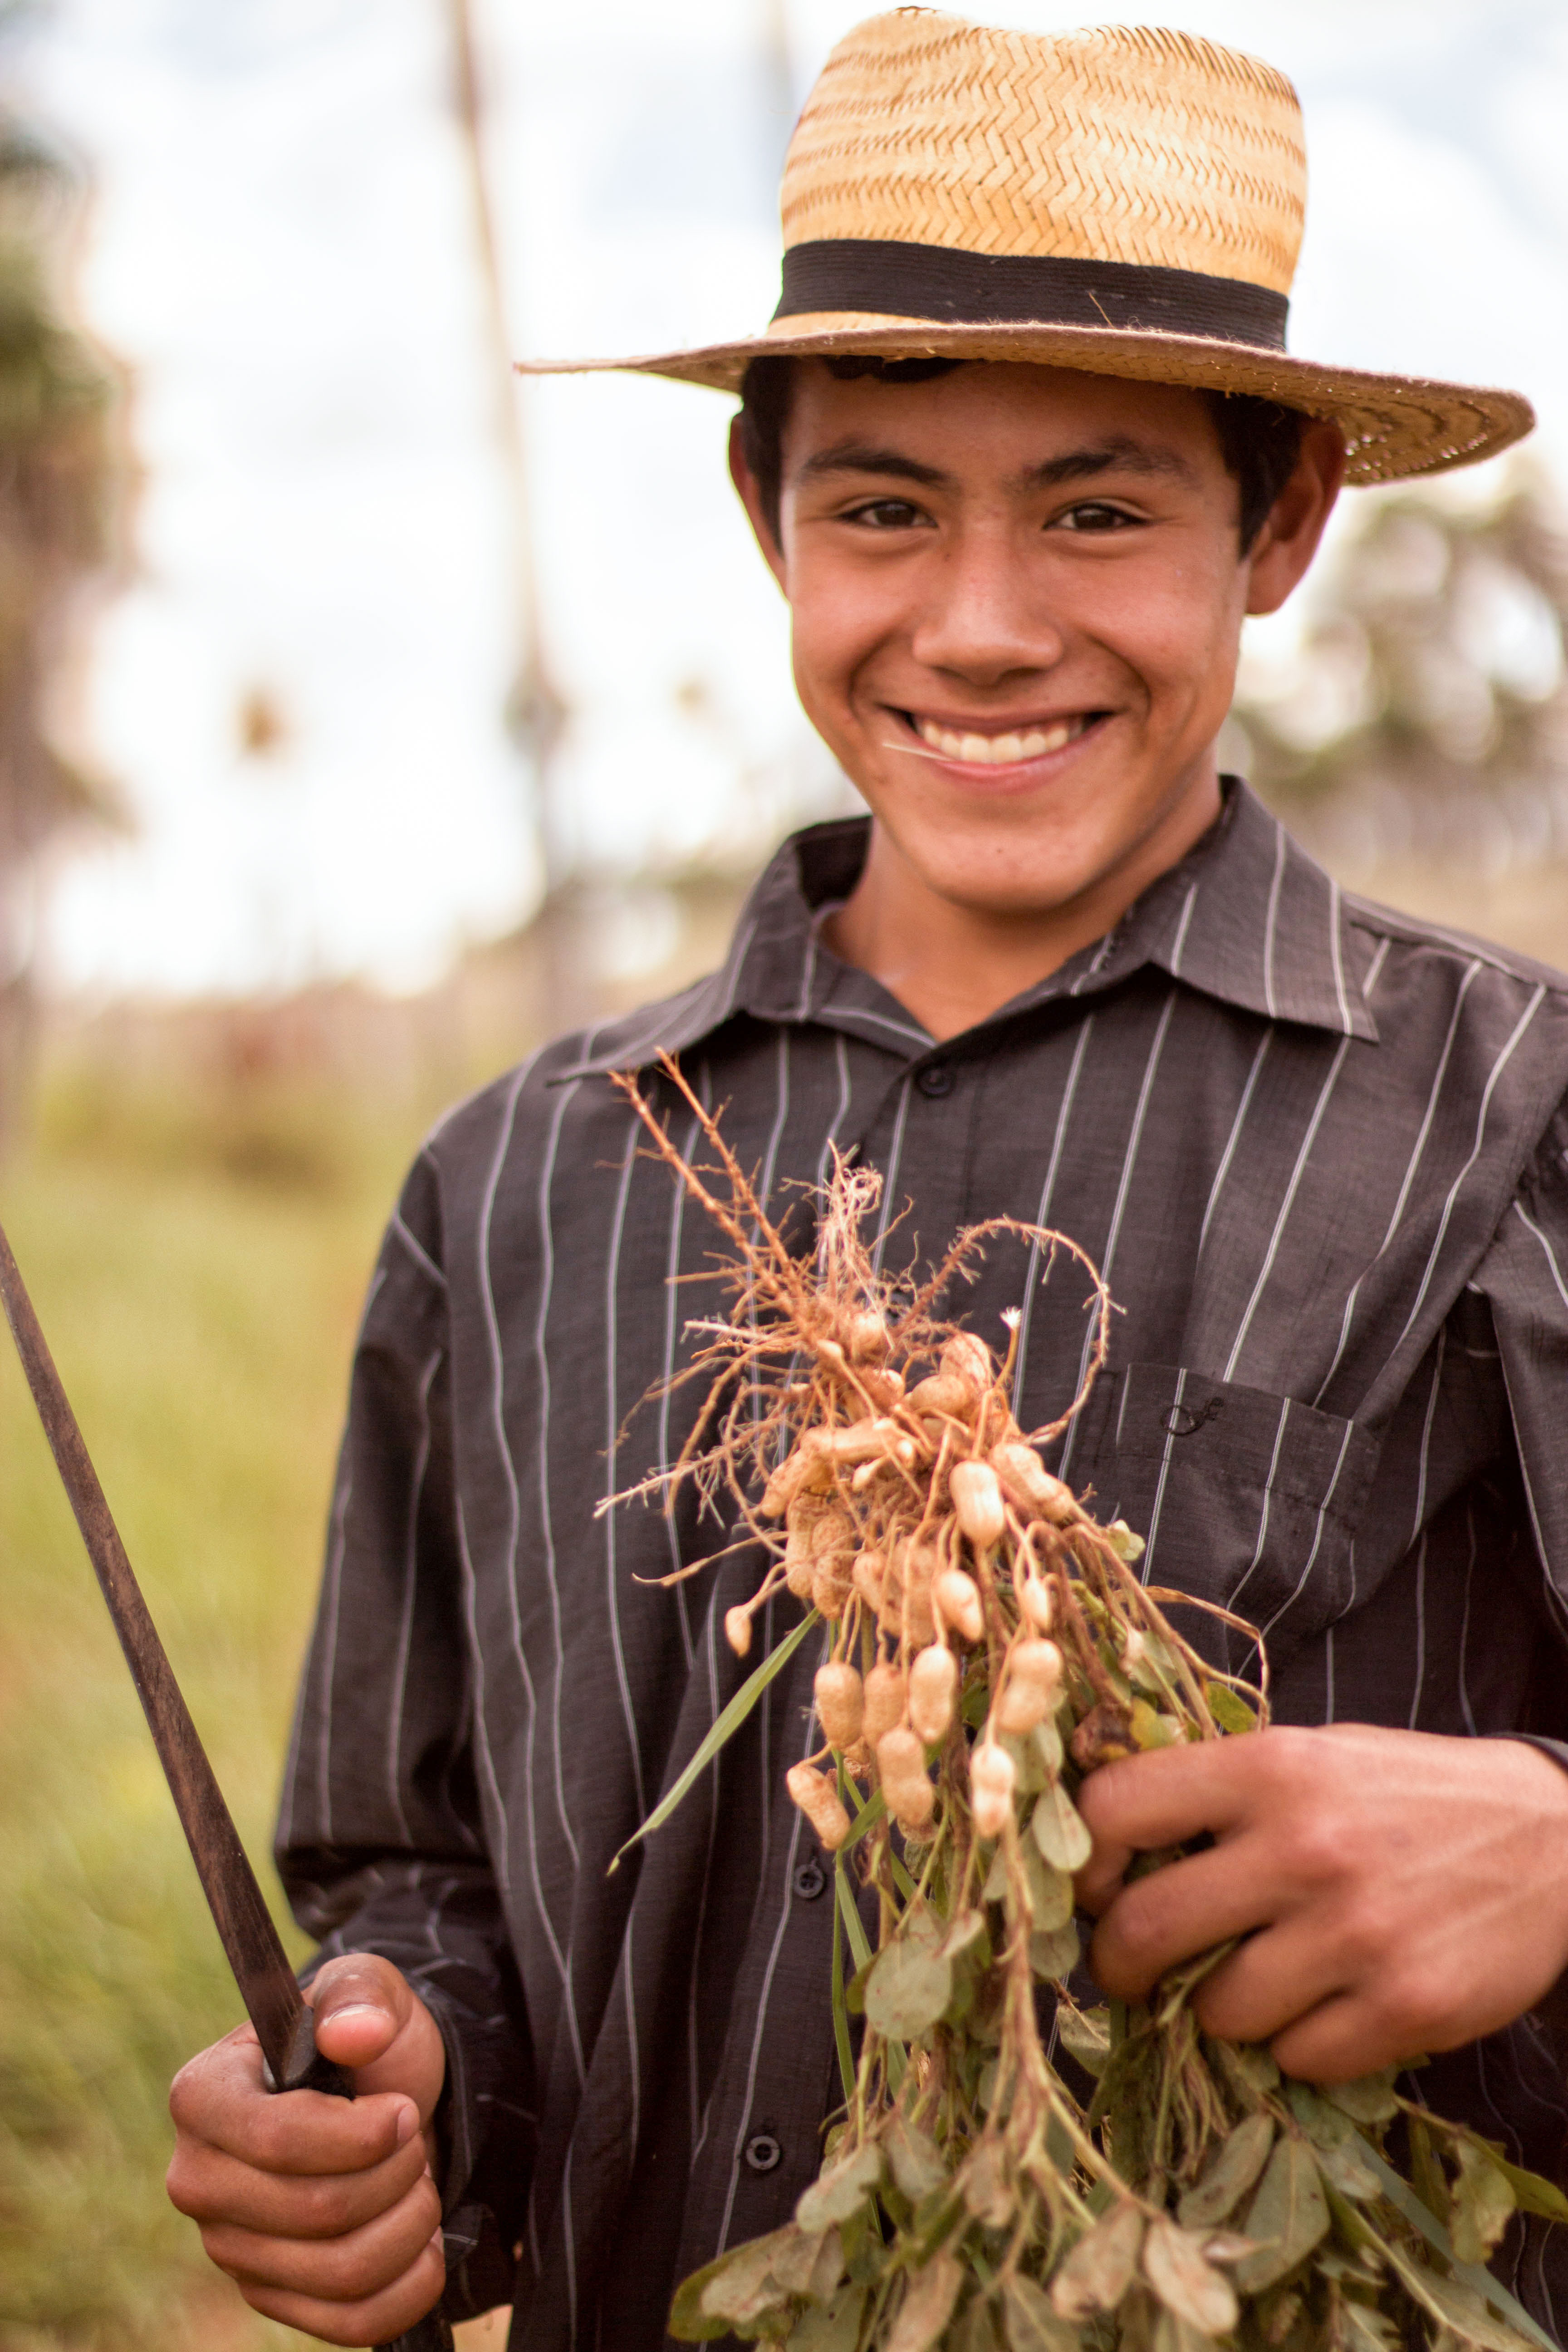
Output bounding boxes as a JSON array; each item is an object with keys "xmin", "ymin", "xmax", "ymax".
[
  {"xmin": 385, "ymin": 1348, "xmax": 443, "ymax": 1842},
  {"xmin": 713, "ymin": 1696, "xmax": 820, "ymax": 2254},
  {"xmin": 603, "ymin": 1119, "xmax": 650, "ymax": 1821},
  {"xmin": 1139, "ymin": 1367, "xmax": 1189, "ymax": 1583},
  {"xmin": 1256, "ymin": 1419, "xmax": 1357, "ymax": 1645},
  {"xmin": 530, "ymin": 1072, "xmax": 586, "ymax": 1874},
  {"xmin": 475, "ymin": 1056, "xmax": 588, "ymax": 2083},
  {"xmin": 1196, "ymin": 1024, "xmax": 1274, "ymax": 1260},
  {"xmin": 1261, "ymin": 820, "xmax": 1288, "ymax": 1019},
  {"xmin": 1013, "ymin": 1014, "xmax": 1097, "ymax": 1404},
  {"xmin": 1058, "ymin": 990, "xmax": 1179, "ymax": 1484},
  {"xmin": 1221, "ymin": 1034, "xmax": 1354, "ymax": 1385},
  {"xmin": 1225, "ymin": 1398, "xmax": 1293, "ymax": 1622},
  {"xmin": 1313, "ymin": 955, "xmax": 1479, "ymax": 1406},
  {"xmin": 1384, "ymin": 985, "xmax": 1548, "ymax": 1368}
]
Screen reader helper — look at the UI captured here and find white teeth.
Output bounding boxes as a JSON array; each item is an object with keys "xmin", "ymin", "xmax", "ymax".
[{"xmin": 914, "ymin": 715, "xmax": 1087, "ymax": 764}]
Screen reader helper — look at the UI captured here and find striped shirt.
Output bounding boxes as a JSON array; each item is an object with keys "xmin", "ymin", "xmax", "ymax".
[{"xmin": 277, "ymin": 779, "xmax": 1568, "ymax": 2345}]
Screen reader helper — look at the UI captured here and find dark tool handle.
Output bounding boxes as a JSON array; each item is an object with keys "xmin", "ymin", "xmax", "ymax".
[{"xmin": 279, "ymin": 2010, "xmax": 456, "ymax": 2352}]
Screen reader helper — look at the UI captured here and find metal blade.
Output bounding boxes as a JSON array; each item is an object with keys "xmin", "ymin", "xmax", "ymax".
[{"xmin": 0, "ymin": 1215, "xmax": 319, "ymax": 2092}]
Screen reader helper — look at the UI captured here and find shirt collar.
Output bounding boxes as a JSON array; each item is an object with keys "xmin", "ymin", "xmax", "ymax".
[{"xmin": 554, "ymin": 778, "xmax": 1377, "ymax": 1080}]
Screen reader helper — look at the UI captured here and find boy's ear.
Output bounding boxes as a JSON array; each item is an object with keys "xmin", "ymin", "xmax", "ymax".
[
  {"xmin": 1244, "ymin": 421, "xmax": 1346, "ymax": 617},
  {"xmin": 728, "ymin": 415, "xmax": 789, "ymax": 593}
]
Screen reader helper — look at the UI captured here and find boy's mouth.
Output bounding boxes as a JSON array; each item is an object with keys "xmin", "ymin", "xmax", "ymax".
[{"xmin": 902, "ymin": 710, "xmax": 1098, "ymax": 766}]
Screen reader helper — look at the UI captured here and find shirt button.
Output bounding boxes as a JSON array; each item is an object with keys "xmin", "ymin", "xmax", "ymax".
[
  {"xmin": 744, "ymin": 2132, "xmax": 783, "ymax": 2174},
  {"xmin": 793, "ymin": 1857, "xmax": 826, "ymax": 1900},
  {"xmin": 915, "ymin": 1063, "xmax": 954, "ymax": 1098}
]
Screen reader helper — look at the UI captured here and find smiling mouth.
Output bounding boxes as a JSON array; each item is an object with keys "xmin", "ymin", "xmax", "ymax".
[{"xmin": 904, "ymin": 712, "xmax": 1099, "ymax": 766}]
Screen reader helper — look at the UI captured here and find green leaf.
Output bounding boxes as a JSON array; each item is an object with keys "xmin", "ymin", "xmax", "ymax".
[
  {"xmin": 1322, "ymin": 2067, "xmax": 1401, "ymax": 2125},
  {"xmin": 787, "ymin": 2286, "xmax": 867, "ymax": 2351},
  {"xmin": 1106, "ymin": 1519, "xmax": 1146, "ymax": 1562},
  {"xmin": 1488, "ymin": 2150, "xmax": 1568, "ymax": 2226},
  {"xmin": 1033, "ymin": 1780, "xmax": 1093, "ymax": 1873},
  {"xmin": 885, "ymin": 2113, "xmax": 948, "ymax": 2203},
  {"xmin": 1233, "ymin": 2137, "xmax": 1330, "ymax": 2292},
  {"xmin": 1129, "ymin": 1698, "xmax": 1181, "ymax": 1750},
  {"xmin": 835, "ymin": 1859, "xmax": 873, "ymax": 1975},
  {"xmin": 1342, "ymin": 2132, "xmax": 1558, "ymax": 2352},
  {"xmin": 865, "ymin": 1934, "xmax": 954, "ymax": 2040},
  {"xmin": 1024, "ymin": 1841, "xmax": 1076, "ymax": 1932},
  {"xmin": 830, "ymin": 1856, "xmax": 854, "ymax": 2108},
  {"xmin": 1379, "ymin": 2239, "xmax": 1540, "ymax": 2352},
  {"xmin": 1033, "ymin": 1717, "xmax": 1065, "ymax": 1777},
  {"xmin": 1313, "ymin": 2139, "xmax": 1381, "ymax": 2203},
  {"xmin": 1055, "ymin": 2004, "xmax": 1112, "ymax": 2081},
  {"xmin": 612, "ymin": 1610, "xmax": 820, "ymax": 1868},
  {"xmin": 1003, "ymin": 2274, "xmax": 1082, "ymax": 2352},
  {"xmin": 1450, "ymin": 2142, "xmax": 1517, "ymax": 2264},
  {"xmin": 1176, "ymin": 2112, "xmax": 1275, "ymax": 2228},
  {"xmin": 1051, "ymin": 2201, "xmax": 1144, "ymax": 2320},
  {"xmin": 671, "ymin": 2249, "xmax": 745, "ymax": 2339},
  {"xmin": 1203, "ymin": 1681, "xmax": 1257, "ymax": 1735},
  {"xmin": 1029, "ymin": 1918, "xmax": 1081, "ymax": 1982},
  {"xmin": 886, "ymin": 2251, "xmax": 964, "ymax": 2352},
  {"xmin": 1141, "ymin": 2216, "xmax": 1239, "ymax": 2338},
  {"xmin": 695, "ymin": 2228, "xmax": 803, "ymax": 2326},
  {"xmin": 797, "ymin": 2143, "xmax": 884, "ymax": 2233},
  {"xmin": 768, "ymin": 2226, "xmax": 842, "ymax": 2297}
]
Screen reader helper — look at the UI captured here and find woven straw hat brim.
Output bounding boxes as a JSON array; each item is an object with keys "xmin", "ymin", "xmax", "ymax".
[{"xmin": 516, "ymin": 319, "xmax": 1534, "ymax": 489}]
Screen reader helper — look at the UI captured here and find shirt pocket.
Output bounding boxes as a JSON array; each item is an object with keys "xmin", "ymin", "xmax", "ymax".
[{"xmin": 1092, "ymin": 1364, "xmax": 1382, "ymax": 1665}]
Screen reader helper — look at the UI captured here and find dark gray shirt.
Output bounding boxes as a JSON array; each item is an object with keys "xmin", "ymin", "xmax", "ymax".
[{"xmin": 277, "ymin": 781, "xmax": 1568, "ymax": 2346}]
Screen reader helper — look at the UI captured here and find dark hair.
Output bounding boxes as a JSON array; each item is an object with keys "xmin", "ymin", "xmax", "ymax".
[{"xmin": 736, "ymin": 353, "xmax": 1308, "ymax": 554}]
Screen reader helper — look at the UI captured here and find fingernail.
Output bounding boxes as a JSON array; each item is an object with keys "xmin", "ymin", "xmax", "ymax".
[{"xmin": 395, "ymin": 2102, "xmax": 419, "ymax": 2148}]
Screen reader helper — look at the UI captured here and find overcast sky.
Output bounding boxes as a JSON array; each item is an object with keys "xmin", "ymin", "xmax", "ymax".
[{"xmin": 20, "ymin": 0, "xmax": 1568, "ymax": 997}]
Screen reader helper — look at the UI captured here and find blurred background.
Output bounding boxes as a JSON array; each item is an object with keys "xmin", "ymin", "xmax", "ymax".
[{"xmin": 0, "ymin": 0, "xmax": 1564, "ymax": 2344}]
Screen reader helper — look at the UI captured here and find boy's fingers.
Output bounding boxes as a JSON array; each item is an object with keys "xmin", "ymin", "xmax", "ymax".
[
  {"xmin": 204, "ymin": 2167, "xmax": 441, "ymax": 2300},
  {"xmin": 167, "ymin": 2126, "xmax": 430, "ymax": 2237},
  {"xmin": 1091, "ymin": 1834, "xmax": 1288, "ymax": 2004},
  {"xmin": 238, "ymin": 2231, "xmax": 446, "ymax": 2350},
  {"xmin": 169, "ymin": 2028, "xmax": 418, "ymax": 2175},
  {"xmin": 309, "ymin": 1952, "xmax": 414, "ymax": 2070},
  {"xmin": 1076, "ymin": 1738, "xmax": 1259, "ymax": 1854}
]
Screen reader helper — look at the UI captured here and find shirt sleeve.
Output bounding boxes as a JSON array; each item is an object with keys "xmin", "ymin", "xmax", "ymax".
[
  {"xmin": 274, "ymin": 1147, "xmax": 532, "ymax": 2322},
  {"xmin": 1468, "ymin": 1092, "xmax": 1568, "ymax": 1676}
]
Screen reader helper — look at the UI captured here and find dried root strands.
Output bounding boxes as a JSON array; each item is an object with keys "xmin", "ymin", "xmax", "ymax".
[{"xmin": 601, "ymin": 1064, "xmax": 1550, "ymax": 2352}]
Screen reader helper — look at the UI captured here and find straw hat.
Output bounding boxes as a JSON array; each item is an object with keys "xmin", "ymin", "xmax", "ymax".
[{"xmin": 519, "ymin": 9, "xmax": 1533, "ymax": 484}]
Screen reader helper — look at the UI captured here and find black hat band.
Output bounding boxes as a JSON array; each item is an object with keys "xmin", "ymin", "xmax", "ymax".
[{"xmin": 774, "ymin": 240, "xmax": 1289, "ymax": 351}]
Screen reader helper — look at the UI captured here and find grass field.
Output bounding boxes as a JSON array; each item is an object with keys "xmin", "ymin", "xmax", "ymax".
[{"xmin": 0, "ymin": 1058, "xmax": 497, "ymax": 2351}]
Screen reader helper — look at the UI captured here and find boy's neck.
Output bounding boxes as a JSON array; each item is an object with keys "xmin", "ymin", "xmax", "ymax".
[{"xmin": 823, "ymin": 779, "xmax": 1224, "ymax": 1044}]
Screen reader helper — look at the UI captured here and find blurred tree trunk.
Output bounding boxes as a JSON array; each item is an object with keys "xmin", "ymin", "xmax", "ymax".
[{"xmin": 0, "ymin": 125, "xmax": 126, "ymax": 1152}]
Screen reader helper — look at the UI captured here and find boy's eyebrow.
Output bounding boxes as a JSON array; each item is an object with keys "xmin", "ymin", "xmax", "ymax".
[
  {"xmin": 794, "ymin": 441, "xmax": 953, "ymax": 489},
  {"xmin": 792, "ymin": 432, "xmax": 1201, "ymax": 492},
  {"xmin": 1025, "ymin": 436, "xmax": 1200, "ymax": 489}
]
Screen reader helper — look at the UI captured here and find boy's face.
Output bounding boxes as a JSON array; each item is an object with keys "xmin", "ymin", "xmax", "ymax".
[{"xmin": 732, "ymin": 361, "xmax": 1341, "ymax": 927}]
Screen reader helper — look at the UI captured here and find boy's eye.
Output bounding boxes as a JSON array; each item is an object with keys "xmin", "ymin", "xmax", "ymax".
[
  {"xmin": 844, "ymin": 498, "xmax": 926, "ymax": 529},
  {"xmin": 1053, "ymin": 500, "xmax": 1141, "ymax": 533}
]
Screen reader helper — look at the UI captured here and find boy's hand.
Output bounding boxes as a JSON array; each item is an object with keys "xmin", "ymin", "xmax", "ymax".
[
  {"xmin": 167, "ymin": 1953, "xmax": 448, "ymax": 2347},
  {"xmin": 1075, "ymin": 1723, "xmax": 1568, "ymax": 2083}
]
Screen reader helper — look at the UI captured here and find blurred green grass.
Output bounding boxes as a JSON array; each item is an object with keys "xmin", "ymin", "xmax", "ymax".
[{"xmin": 0, "ymin": 1063, "xmax": 434, "ymax": 2350}]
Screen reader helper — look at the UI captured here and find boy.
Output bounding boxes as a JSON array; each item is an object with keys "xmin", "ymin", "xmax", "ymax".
[{"xmin": 167, "ymin": 15, "xmax": 1568, "ymax": 2346}]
